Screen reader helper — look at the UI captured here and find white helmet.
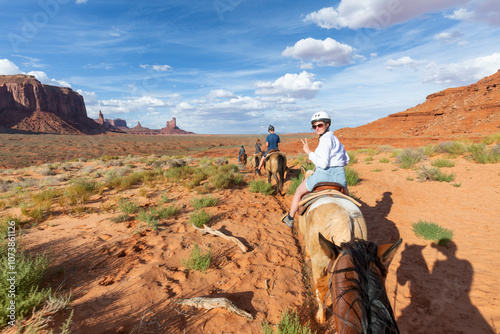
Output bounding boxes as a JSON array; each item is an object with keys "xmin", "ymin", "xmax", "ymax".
[{"xmin": 310, "ymin": 111, "xmax": 331, "ymax": 125}]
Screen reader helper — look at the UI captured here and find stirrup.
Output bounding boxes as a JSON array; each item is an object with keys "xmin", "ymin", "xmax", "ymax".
[{"xmin": 281, "ymin": 214, "xmax": 294, "ymax": 227}]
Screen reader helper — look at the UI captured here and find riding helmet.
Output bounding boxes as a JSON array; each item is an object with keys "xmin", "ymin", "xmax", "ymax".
[
  {"xmin": 268, "ymin": 125, "xmax": 275, "ymax": 132},
  {"xmin": 310, "ymin": 111, "xmax": 331, "ymax": 125}
]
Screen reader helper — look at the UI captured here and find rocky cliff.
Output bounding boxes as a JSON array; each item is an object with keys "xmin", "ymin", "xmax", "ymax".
[
  {"xmin": 0, "ymin": 74, "xmax": 107, "ymax": 134},
  {"xmin": 337, "ymin": 69, "xmax": 500, "ymax": 141}
]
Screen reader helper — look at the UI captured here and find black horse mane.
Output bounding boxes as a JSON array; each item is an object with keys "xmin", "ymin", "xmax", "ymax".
[{"xmin": 332, "ymin": 238, "xmax": 399, "ymax": 334}]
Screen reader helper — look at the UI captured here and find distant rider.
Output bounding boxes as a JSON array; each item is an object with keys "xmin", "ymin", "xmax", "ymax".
[
  {"xmin": 255, "ymin": 125, "xmax": 280, "ymax": 175},
  {"xmin": 238, "ymin": 145, "xmax": 246, "ymax": 163}
]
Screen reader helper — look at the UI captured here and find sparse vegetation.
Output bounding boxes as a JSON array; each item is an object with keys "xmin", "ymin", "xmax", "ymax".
[
  {"xmin": 182, "ymin": 244, "xmax": 212, "ymax": 273},
  {"xmin": 395, "ymin": 148, "xmax": 426, "ymax": 169},
  {"xmin": 191, "ymin": 195, "xmax": 218, "ymax": 209},
  {"xmin": 248, "ymin": 180, "xmax": 275, "ymax": 195},
  {"xmin": 466, "ymin": 143, "xmax": 500, "ymax": 164},
  {"xmin": 417, "ymin": 165, "xmax": 455, "ymax": 183},
  {"xmin": 190, "ymin": 209, "xmax": 211, "ymax": 228},
  {"xmin": 431, "ymin": 158, "xmax": 455, "ymax": 168},
  {"xmin": 345, "ymin": 166, "xmax": 360, "ymax": 186},
  {"xmin": 412, "ymin": 220, "xmax": 454, "ymax": 245},
  {"xmin": 118, "ymin": 198, "xmax": 139, "ymax": 214},
  {"xmin": 261, "ymin": 308, "xmax": 315, "ymax": 334}
]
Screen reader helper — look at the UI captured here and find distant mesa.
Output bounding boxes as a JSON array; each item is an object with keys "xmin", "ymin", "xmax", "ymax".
[
  {"xmin": 119, "ymin": 116, "xmax": 195, "ymax": 135},
  {"xmin": 94, "ymin": 110, "xmax": 128, "ymax": 131},
  {"xmin": 0, "ymin": 74, "xmax": 108, "ymax": 134},
  {"xmin": 336, "ymin": 69, "xmax": 500, "ymax": 139}
]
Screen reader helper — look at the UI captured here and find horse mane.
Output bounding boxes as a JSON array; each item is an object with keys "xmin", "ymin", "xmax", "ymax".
[{"xmin": 332, "ymin": 239, "xmax": 399, "ymax": 334}]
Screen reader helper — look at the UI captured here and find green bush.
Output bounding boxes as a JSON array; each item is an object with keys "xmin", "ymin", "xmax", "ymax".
[
  {"xmin": 417, "ymin": 165, "xmax": 455, "ymax": 183},
  {"xmin": 345, "ymin": 166, "xmax": 360, "ymax": 186},
  {"xmin": 395, "ymin": 149, "xmax": 425, "ymax": 169},
  {"xmin": 431, "ymin": 158, "xmax": 455, "ymax": 168},
  {"xmin": 379, "ymin": 157, "xmax": 390, "ymax": 163},
  {"xmin": 191, "ymin": 196, "xmax": 218, "ymax": 209},
  {"xmin": 261, "ymin": 308, "xmax": 315, "ymax": 334},
  {"xmin": 347, "ymin": 151, "xmax": 358, "ymax": 165},
  {"xmin": 467, "ymin": 143, "xmax": 500, "ymax": 164},
  {"xmin": 190, "ymin": 209, "xmax": 211, "ymax": 228},
  {"xmin": 137, "ymin": 208, "xmax": 159, "ymax": 230},
  {"xmin": 248, "ymin": 180, "xmax": 275, "ymax": 195},
  {"xmin": 182, "ymin": 244, "xmax": 212, "ymax": 273},
  {"xmin": 0, "ymin": 244, "xmax": 51, "ymax": 326},
  {"xmin": 118, "ymin": 198, "xmax": 139, "ymax": 214},
  {"xmin": 64, "ymin": 178, "xmax": 98, "ymax": 205},
  {"xmin": 437, "ymin": 141, "xmax": 466, "ymax": 157},
  {"xmin": 412, "ymin": 220, "xmax": 454, "ymax": 245},
  {"xmin": 154, "ymin": 205, "xmax": 179, "ymax": 218}
]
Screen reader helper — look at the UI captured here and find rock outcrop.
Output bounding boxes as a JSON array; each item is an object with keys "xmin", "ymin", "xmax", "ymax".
[
  {"xmin": 337, "ymin": 69, "xmax": 500, "ymax": 140},
  {"xmin": 0, "ymin": 74, "xmax": 107, "ymax": 134},
  {"xmin": 94, "ymin": 110, "xmax": 128, "ymax": 129},
  {"xmin": 160, "ymin": 117, "xmax": 194, "ymax": 134}
]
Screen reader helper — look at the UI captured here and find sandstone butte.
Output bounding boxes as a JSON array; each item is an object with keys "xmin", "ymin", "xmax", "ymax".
[
  {"xmin": 0, "ymin": 74, "xmax": 107, "ymax": 135},
  {"xmin": 336, "ymin": 69, "xmax": 500, "ymax": 148}
]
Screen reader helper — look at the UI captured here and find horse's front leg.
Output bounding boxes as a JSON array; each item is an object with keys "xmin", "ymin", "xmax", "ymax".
[{"xmin": 266, "ymin": 170, "xmax": 272, "ymax": 184}]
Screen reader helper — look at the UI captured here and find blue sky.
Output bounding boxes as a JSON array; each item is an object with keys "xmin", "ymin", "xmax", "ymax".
[{"xmin": 1, "ymin": 0, "xmax": 499, "ymax": 134}]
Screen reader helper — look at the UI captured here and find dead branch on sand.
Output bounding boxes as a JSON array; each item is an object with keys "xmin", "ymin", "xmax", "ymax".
[
  {"xmin": 175, "ymin": 297, "xmax": 253, "ymax": 321},
  {"xmin": 192, "ymin": 224, "xmax": 248, "ymax": 253}
]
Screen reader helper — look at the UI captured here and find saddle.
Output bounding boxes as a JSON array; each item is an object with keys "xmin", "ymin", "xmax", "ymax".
[
  {"xmin": 263, "ymin": 150, "xmax": 284, "ymax": 163},
  {"xmin": 298, "ymin": 182, "xmax": 361, "ymax": 216}
]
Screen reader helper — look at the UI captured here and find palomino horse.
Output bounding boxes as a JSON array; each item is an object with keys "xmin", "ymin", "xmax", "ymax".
[
  {"xmin": 298, "ymin": 190, "xmax": 367, "ymax": 323},
  {"xmin": 318, "ymin": 235, "xmax": 402, "ymax": 333},
  {"xmin": 250, "ymin": 152, "xmax": 263, "ymax": 168},
  {"xmin": 264, "ymin": 152, "xmax": 286, "ymax": 195}
]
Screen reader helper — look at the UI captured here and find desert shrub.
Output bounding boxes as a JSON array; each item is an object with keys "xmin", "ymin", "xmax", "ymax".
[
  {"xmin": 364, "ymin": 156, "xmax": 373, "ymax": 162},
  {"xmin": 190, "ymin": 209, "xmax": 211, "ymax": 228},
  {"xmin": 261, "ymin": 308, "xmax": 315, "ymax": 334},
  {"xmin": 39, "ymin": 167, "xmax": 55, "ymax": 176},
  {"xmin": 21, "ymin": 202, "xmax": 52, "ymax": 223},
  {"xmin": 154, "ymin": 205, "xmax": 179, "ymax": 219},
  {"xmin": 437, "ymin": 141, "xmax": 466, "ymax": 157},
  {"xmin": 208, "ymin": 164, "xmax": 243, "ymax": 189},
  {"xmin": 186, "ymin": 170, "xmax": 209, "ymax": 190},
  {"xmin": 379, "ymin": 157, "xmax": 390, "ymax": 163},
  {"xmin": 421, "ymin": 144, "xmax": 437, "ymax": 157},
  {"xmin": 395, "ymin": 148, "xmax": 425, "ymax": 169},
  {"xmin": 248, "ymin": 180, "xmax": 275, "ymax": 195},
  {"xmin": 467, "ymin": 143, "xmax": 500, "ymax": 164},
  {"xmin": 191, "ymin": 196, "xmax": 218, "ymax": 209},
  {"xmin": 434, "ymin": 156, "xmax": 456, "ymax": 168},
  {"xmin": 347, "ymin": 151, "xmax": 357, "ymax": 165},
  {"xmin": 417, "ymin": 165, "xmax": 455, "ymax": 182},
  {"xmin": 165, "ymin": 158, "xmax": 188, "ymax": 168},
  {"xmin": 182, "ymin": 244, "xmax": 212, "ymax": 273},
  {"xmin": 481, "ymin": 133, "xmax": 500, "ymax": 145},
  {"xmin": 164, "ymin": 166, "xmax": 196, "ymax": 182},
  {"xmin": 0, "ymin": 244, "xmax": 51, "ymax": 326},
  {"xmin": 31, "ymin": 188, "xmax": 60, "ymax": 204},
  {"xmin": 287, "ymin": 175, "xmax": 304, "ymax": 195},
  {"xmin": 214, "ymin": 157, "xmax": 228, "ymax": 165},
  {"xmin": 377, "ymin": 145, "xmax": 394, "ymax": 153},
  {"xmin": 137, "ymin": 208, "xmax": 159, "ymax": 230},
  {"xmin": 412, "ymin": 220, "xmax": 454, "ymax": 245},
  {"xmin": 118, "ymin": 198, "xmax": 139, "ymax": 214},
  {"xmin": 345, "ymin": 166, "xmax": 360, "ymax": 186},
  {"xmin": 431, "ymin": 158, "xmax": 455, "ymax": 168},
  {"xmin": 158, "ymin": 193, "xmax": 171, "ymax": 204},
  {"xmin": 64, "ymin": 178, "xmax": 98, "ymax": 205}
]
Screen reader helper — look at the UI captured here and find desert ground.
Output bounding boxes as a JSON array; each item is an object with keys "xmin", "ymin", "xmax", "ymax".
[{"xmin": 1, "ymin": 132, "xmax": 499, "ymax": 334}]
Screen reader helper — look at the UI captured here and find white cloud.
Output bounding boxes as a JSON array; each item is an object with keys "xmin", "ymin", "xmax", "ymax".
[
  {"xmin": 141, "ymin": 64, "xmax": 172, "ymax": 72},
  {"xmin": 422, "ymin": 53, "xmax": 500, "ymax": 84},
  {"xmin": 0, "ymin": 59, "xmax": 21, "ymax": 75},
  {"xmin": 282, "ymin": 38, "xmax": 354, "ymax": 66},
  {"xmin": 254, "ymin": 71, "xmax": 323, "ymax": 99},
  {"xmin": 207, "ymin": 89, "xmax": 236, "ymax": 99},
  {"xmin": 385, "ymin": 56, "xmax": 426, "ymax": 71},
  {"xmin": 446, "ymin": 1, "xmax": 500, "ymax": 26},
  {"xmin": 300, "ymin": 62, "xmax": 314, "ymax": 70},
  {"xmin": 305, "ymin": 0, "xmax": 470, "ymax": 29},
  {"xmin": 434, "ymin": 31, "xmax": 465, "ymax": 45},
  {"xmin": 89, "ymin": 96, "xmax": 167, "ymax": 117},
  {"xmin": 76, "ymin": 0, "xmax": 88, "ymax": 4},
  {"xmin": 76, "ymin": 90, "xmax": 98, "ymax": 105},
  {"xmin": 445, "ymin": 8, "xmax": 475, "ymax": 20},
  {"xmin": 26, "ymin": 71, "xmax": 71, "ymax": 88}
]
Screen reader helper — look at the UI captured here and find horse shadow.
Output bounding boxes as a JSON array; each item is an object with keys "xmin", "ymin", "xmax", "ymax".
[
  {"xmin": 357, "ymin": 191, "xmax": 400, "ymax": 244},
  {"xmin": 396, "ymin": 241, "xmax": 496, "ymax": 333}
]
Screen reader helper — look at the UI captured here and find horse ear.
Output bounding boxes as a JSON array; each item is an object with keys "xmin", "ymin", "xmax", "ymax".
[
  {"xmin": 318, "ymin": 233, "xmax": 340, "ymax": 259},
  {"xmin": 377, "ymin": 238, "xmax": 403, "ymax": 267}
]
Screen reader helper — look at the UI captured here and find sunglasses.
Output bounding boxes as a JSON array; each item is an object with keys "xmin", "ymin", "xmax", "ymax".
[{"xmin": 312, "ymin": 123, "xmax": 325, "ymax": 130}]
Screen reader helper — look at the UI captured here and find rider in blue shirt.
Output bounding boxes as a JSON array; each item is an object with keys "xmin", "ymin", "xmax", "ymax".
[{"xmin": 255, "ymin": 125, "xmax": 280, "ymax": 174}]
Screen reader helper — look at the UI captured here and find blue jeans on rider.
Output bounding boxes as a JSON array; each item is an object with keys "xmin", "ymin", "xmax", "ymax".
[{"xmin": 306, "ymin": 166, "xmax": 347, "ymax": 192}]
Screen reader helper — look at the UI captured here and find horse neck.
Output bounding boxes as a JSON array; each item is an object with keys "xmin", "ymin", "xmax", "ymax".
[{"xmin": 331, "ymin": 248, "xmax": 399, "ymax": 334}]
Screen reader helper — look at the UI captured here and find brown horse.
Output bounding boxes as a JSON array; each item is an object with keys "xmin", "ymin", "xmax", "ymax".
[
  {"xmin": 318, "ymin": 235, "xmax": 402, "ymax": 333},
  {"xmin": 298, "ymin": 195, "xmax": 367, "ymax": 323},
  {"xmin": 250, "ymin": 152, "xmax": 263, "ymax": 168},
  {"xmin": 264, "ymin": 152, "xmax": 286, "ymax": 195}
]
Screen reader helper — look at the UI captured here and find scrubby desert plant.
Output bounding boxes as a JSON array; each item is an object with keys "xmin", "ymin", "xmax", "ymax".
[
  {"xmin": 64, "ymin": 178, "xmax": 98, "ymax": 205},
  {"xmin": 190, "ymin": 209, "xmax": 211, "ymax": 228},
  {"xmin": 412, "ymin": 220, "xmax": 454, "ymax": 245},
  {"xmin": 137, "ymin": 208, "xmax": 159, "ymax": 230},
  {"xmin": 191, "ymin": 196, "xmax": 218, "ymax": 209},
  {"xmin": 417, "ymin": 165, "xmax": 455, "ymax": 183},
  {"xmin": 248, "ymin": 180, "xmax": 275, "ymax": 195},
  {"xmin": 182, "ymin": 244, "xmax": 212, "ymax": 273},
  {"xmin": 261, "ymin": 308, "xmax": 315, "ymax": 334},
  {"xmin": 437, "ymin": 141, "xmax": 466, "ymax": 157},
  {"xmin": 118, "ymin": 198, "xmax": 139, "ymax": 214},
  {"xmin": 345, "ymin": 166, "xmax": 360, "ymax": 186},
  {"xmin": 467, "ymin": 143, "xmax": 500, "ymax": 164},
  {"xmin": 395, "ymin": 148, "xmax": 425, "ymax": 169},
  {"xmin": 431, "ymin": 158, "xmax": 455, "ymax": 168}
]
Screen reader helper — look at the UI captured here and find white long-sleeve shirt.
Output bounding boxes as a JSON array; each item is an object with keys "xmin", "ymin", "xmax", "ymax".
[{"xmin": 308, "ymin": 131, "xmax": 349, "ymax": 169}]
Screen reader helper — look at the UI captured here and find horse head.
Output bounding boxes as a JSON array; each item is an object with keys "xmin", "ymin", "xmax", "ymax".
[{"xmin": 318, "ymin": 234, "xmax": 402, "ymax": 333}]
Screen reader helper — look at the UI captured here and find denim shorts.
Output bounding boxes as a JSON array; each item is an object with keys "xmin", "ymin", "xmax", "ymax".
[{"xmin": 306, "ymin": 166, "xmax": 347, "ymax": 191}]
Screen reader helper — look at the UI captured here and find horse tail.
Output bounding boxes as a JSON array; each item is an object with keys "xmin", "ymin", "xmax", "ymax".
[{"xmin": 278, "ymin": 154, "xmax": 286, "ymax": 193}]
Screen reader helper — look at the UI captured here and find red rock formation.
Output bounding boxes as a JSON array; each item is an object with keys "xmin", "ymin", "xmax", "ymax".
[
  {"xmin": 0, "ymin": 74, "xmax": 107, "ymax": 134},
  {"xmin": 160, "ymin": 117, "xmax": 194, "ymax": 134},
  {"xmin": 336, "ymin": 69, "xmax": 500, "ymax": 142}
]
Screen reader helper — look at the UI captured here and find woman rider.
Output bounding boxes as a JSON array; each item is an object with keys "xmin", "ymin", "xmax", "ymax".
[{"xmin": 281, "ymin": 112, "xmax": 350, "ymax": 227}]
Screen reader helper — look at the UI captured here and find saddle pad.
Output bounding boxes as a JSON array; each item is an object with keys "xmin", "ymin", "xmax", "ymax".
[{"xmin": 298, "ymin": 189, "xmax": 361, "ymax": 216}]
